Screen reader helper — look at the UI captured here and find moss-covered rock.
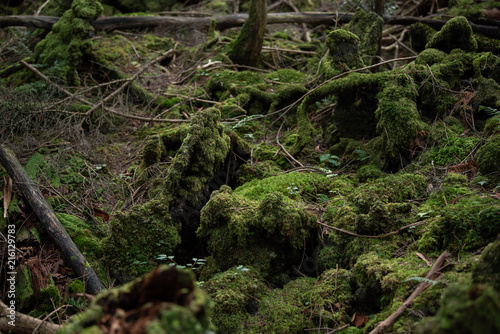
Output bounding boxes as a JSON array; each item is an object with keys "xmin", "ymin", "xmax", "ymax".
[
  {"xmin": 247, "ymin": 269, "xmax": 352, "ymax": 333},
  {"xmin": 34, "ymin": 0, "xmax": 103, "ymax": 84},
  {"xmin": 476, "ymin": 134, "xmax": 500, "ymax": 174},
  {"xmin": 102, "ymin": 199, "xmax": 182, "ymax": 281},
  {"xmin": 57, "ymin": 266, "xmax": 214, "ymax": 334},
  {"xmin": 473, "ymin": 235, "xmax": 500, "ymax": 291},
  {"xmin": 416, "ymin": 283, "xmax": 500, "ymax": 334},
  {"xmin": 202, "ymin": 266, "xmax": 267, "ymax": 333},
  {"xmin": 346, "ymin": 8, "xmax": 384, "ymax": 64},
  {"xmin": 325, "ymin": 29, "xmax": 364, "ymax": 72},
  {"xmin": 426, "ymin": 16, "xmax": 477, "ymax": 53},
  {"xmin": 410, "ymin": 23, "xmax": 437, "ymax": 52},
  {"xmin": 197, "ymin": 185, "xmax": 316, "ymax": 281},
  {"xmin": 375, "ymin": 75, "xmax": 428, "ymax": 166}
]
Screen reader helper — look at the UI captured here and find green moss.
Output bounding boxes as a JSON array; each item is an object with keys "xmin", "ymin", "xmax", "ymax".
[
  {"xmin": 197, "ymin": 185, "xmax": 316, "ymax": 280},
  {"xmin": 410, "ymin": 23, "xmax": 437, "ymax": 52},
  {"xmin": 415, "ymin": 48, "xmax": 447, "ymax": 66},
  {"xmin": 426, "ymin": 16, "xmax": 477, "ymax": 53},
  {"xmin": 203, "ymin": 266, "xmax": 267, "ymax": 333},
  {"xmin": 68, "ymin": 279, "xmax": 85, "ymax": 294},
  {"xmin": 357, "ymin": 164, "xmax": 384, "ymax": 182},
  {"xmin": 247, "ymin": 269, "xmax": 352, "ymax": 333},
  {"xmin": 417, "ymin": 195, "xmax": 500, "ymax": 254},
  {"xmin": 34, "ymin": 0, "xmax": 103, "ymax": 84},
  {"xmin": 375, "ymin": 75, "xmax": 428, "ymax": 164},
  {"xmin": 234, "ymin": 171, "xmax": 335, "ymax": 202},
  {"xmin": 56, "ymin": 213, "xmax": 103, "ymax": 257},
  {"xmin": 416, "ymin": 283, "xmax": 500, "ymax": 334},
  {"xmin": 346, "ymin": 8, "xmax": 384, "ymax": 64},
  {"xmin": 473, "ymin": 236, "xmax": 500, "ymax": 291},
  {"xmin": 325, "ymin": 29, "xmax": 364, "ymax": 71},
  {"xmin": 58, "ymin": 266, "xmax": 213, "ymax": 334},
  {"xmin": 476, "ymin": 134, "xmax": 500, "ymax": 174},
  {"xmin": 102, "ymin": 199, "xmax": 182, "ymax": 281}
]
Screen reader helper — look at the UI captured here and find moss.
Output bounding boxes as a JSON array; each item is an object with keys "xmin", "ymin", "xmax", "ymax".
[
  {"xmin": 416, "ymin": 283, "xmax": 500, "ymax": 334},
  {"xmin": 426, "ymin": 16, "xmax": 477, "ymax": 53},
  {"xmin": 234, "ymin": 171, "xmax": 335, "ymax": 202},
  {"xmin": 197, "ymin": 185, "xmax": 316, "ymax": 280},
  {"xmin": 448, "ymin": 0, "xmax": 500, "ymax": 21},
  {"xmin": 162, "ymin": 107, "xmax": 231, "ymax": 204},
  {"xmin": 102, "ymin": 198, "xmax": 182, "ymax": 282},
  {"xmin": 473, "ymin": 76, "xmax": 500, "ymax": 111},
  {"xmin": 410, "ymin": 23, "xmax": 437, "ymax": 52},
  {"xmin": 247, "ymin": 269, "xmax": 352, "ymax": 333},
  {"xmin": 476, "ymin": 134, "xmax": 500, "ymax": 174},
  {"xmin": 415, "ymin": 48, "xmax": 447, "ymax": 66},
  {"xmin": 56, "ymin": 213, "xmax": 102, "ymax": 257},
  {"xmin": 417, "ymin": 195, "xmax": 500, "ymax": 254},
  {"xmin": 57, "ymin": 266, "xmax": 213, "ymax": 334},
  {"xmin": 357, "ymin": 164, "xmax": 384, "ymax": 182},
  {"xmin": 375, "ymin": 75, "xmax": 428, "ymax": 165},
  {"xmin": 203, "ymin": 266, "xmax": 267, "ymax": 333},
  {"xmin": 473, "ymin": 235, "xmax": 500, "ymax": 291},
  {"xmin": 34, "ymin": 0, "xmax": 103, "ymax": 85},
  {"xmin": 325, "ymin": 29, "xmax": 364, "ymax": 71},
  {"xmin": 68, "ymin": 279, "xmax": 85, "ymax": 294},
  {"xmin": 345, "ymin": 8, "xmax": 384, "ymax": 64},
  {"xmin": 483, "ymin": 114, "xmax": 500, "ymax": 136}
]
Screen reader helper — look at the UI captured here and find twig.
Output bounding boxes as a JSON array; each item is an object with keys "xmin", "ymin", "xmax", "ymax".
[
  {"xmin": 32, "ymin": 305, "xmax": 72, "ymax": 334},
  {"xmin": 368, "ymin": 250, "xmax": 451, "ymax": 334},
  {"xmin": 276, "ymin": 121, "xmax": 304, "ymax": 167},
  {"xmin": 82, "ymin": 48, "xmax": 176, "ymax": 117},
  {"xmin": 20, "ymin": 60, "xmax": 189, "ymax": 124},
  {"xmin": 269, "ymin": 55, "xmax": 418, "ymax": 128},
  {"xmin": 317, "ymin": 216, "xmax": 438, "ymax": 239}
]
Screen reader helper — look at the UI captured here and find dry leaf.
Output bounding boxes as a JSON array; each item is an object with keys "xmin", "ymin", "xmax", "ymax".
[
  {"xmin": 351, "ymin": 312, "xmax": 369, "ymax": 327},
  {"xmin": 416, "ymin": 252, "xmax": 432, "ymax": 266}
]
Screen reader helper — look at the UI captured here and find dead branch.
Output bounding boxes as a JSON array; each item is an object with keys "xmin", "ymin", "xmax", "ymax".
[
  {"xmin": 317, "ymin": 216, "xmax": 438, "ymax": 238},
  {"xmin": 277, "ymin": 121, "xmax": 304, "ymax": 168},
  {"xmin": 0, "ymin": 300, "xmax": 61, "ymax": 334},
  {"xmin": 0, "ymin": 145, "xmax": 105, "ymax": 295},
  {"xmin": 368, "ymin": 250, "xmax": 451, "ymax": 334},
  {"xmin": 1, "ymin": 13, "xmax": 499, "ymax": 38}
]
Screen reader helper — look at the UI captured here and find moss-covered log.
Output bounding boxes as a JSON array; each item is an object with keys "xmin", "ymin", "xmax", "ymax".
[{"xmin": 0, "ymin": 145, "xmax": 105, "ymax": 295}]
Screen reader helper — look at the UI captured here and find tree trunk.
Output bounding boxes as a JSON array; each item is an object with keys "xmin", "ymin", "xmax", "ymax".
[
  {"xmin": 0, "ymin": 144, "xmax": 106, "ymax": 295},
  {"xmin": 227, "ymin": 0, "xmax": 267, "ymax": 66}
]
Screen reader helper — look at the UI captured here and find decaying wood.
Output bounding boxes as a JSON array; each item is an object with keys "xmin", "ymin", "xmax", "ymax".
[
  {"xmin": 0, "ymin": 13, "xmax": 499, "ymax": 38},
  {"xmin": 368, "ymin": 250, "xmax": 451, "ymax": 334},
  {"xmin": 0, "ymin": 300, "xmax": 61, "ymax": 334},
  {"xmin": 0, "ymin": 145, "xmax": 106, "ymax": 295}
]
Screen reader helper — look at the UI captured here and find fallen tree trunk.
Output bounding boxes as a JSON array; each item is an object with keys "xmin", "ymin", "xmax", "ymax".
[
  {"xmin": 0, "ymin": 300, "xmax": 61, "ymax": 334},
  {"xmin": 0, "ymin": 144, "xmax": 105, "ymax": 295},
  {"xmin": 0, "ymin": 12, "xmax": 499, "ymax": 38}
]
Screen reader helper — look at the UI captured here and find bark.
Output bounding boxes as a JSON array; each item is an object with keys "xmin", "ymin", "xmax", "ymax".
[
  {"xmin": 0, "ymin": 301, "xmax": 61, "ymax": 334},
  {"xmin": 1, "ymin": 13, "xmax": 498, "ymax": 38},
  {"xmin": 0, "ymin": 144, "xmax": 106, "ymax": 295},
  {"xmin": 227, "ymin": 0, "xmax": 267, "ymax": 66}
]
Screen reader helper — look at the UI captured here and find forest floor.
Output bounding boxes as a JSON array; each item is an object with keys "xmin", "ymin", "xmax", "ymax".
[{"xmin": 1, "ymin": 0, "xmax": 500, "ymax": 334}]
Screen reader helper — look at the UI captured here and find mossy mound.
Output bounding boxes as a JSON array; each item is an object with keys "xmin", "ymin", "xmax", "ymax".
[
  {"xmin": 426, "ymin": 16, "xmax": 477, "ymax": 53},
  {"xmin": 473, "ymin": 235, "xmax": 500, "ymax": 291},
  {"xmin": 416, "ymin": 283, "xmax": 500, "ymax": 334},
  {"xmin": 34, "ymin": 0, "xmax": 103, "ymax": 85},
  {"xmin": 476, "ymin": 134, "xmax": 500, "ymax": 174},
  {"xmin": 246, "ymin": 269, "xmax": 353, "ymax": 333},
  {"xmin": 345, "ymin": 8, "xmax": 384, "ymax": 64},
  {"xmin": 102, "ymin": 199, "xmax": 182, "ymax": 281},
  {"xmin": 325, "ymin": 29, "xmax": 364, "ymax": 72},
  {"xmin": 202, "ymin": 266, "xmax": 267, "ymax": 333},
  {"xmin": 57, "ymin": 266, "xmax": 214, "ymax": 334},
  {"xmin": 197, "ymin": 185, "xmax": 316, "ymax": 281}
]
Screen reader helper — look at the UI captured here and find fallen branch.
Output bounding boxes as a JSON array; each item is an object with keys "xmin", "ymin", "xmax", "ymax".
[
  {"xmin": 369, "ymin": 250, "xmax": 451, "ymax": 334},
  {"xmin": 317, "ymin": 216, "xmax": 438, "ymax": 239},
  {"xmin": 1, "ymin": 13, "xmax": 499, "ymax": 38},
  {"xmin": 20, "ymin": 60, "xmax": 190, "ymax": 124},
  {"xmin": 0, "ymin": 300, "xmax": 61, "ymax": 334},
  {"xmin": 276, "ymin": 121, "xmax": 304, "ymax": 168},
  {"xmin": 0, "ymin": 145, "xmax": 105, "ymax": 295}
]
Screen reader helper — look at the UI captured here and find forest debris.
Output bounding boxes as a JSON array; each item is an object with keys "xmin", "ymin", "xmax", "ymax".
[
  {"xmin": 368, "ymin": 250, "xmax": 451, "ymax": 334},
  {"xmin": 0, "ymin": 300, "xmax": 61, "ymax": 334},
  {"xmin": 0, "ymin": 144, "xmax": 105, "ymax": 295}
]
